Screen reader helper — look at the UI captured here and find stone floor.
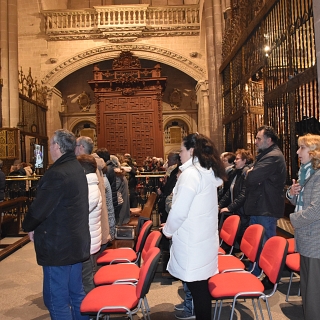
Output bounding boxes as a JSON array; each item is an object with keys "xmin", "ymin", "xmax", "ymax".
[{"xmin": 0, "ymin": 233, "xmax": 304, "ymax": 320}]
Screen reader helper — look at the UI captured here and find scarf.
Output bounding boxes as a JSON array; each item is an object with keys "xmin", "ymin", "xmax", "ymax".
[{"xmin": 295, "ymin": 161, "xmax": 315, "ymax": 212}]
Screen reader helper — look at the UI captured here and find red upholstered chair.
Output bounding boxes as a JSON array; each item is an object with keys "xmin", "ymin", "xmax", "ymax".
[
  {"xmin": 80, "ymin": 247, "xmax": 161, "ymax": 320},
  {"xmin": 97, "ymin": 220, "xmax": 153, "ymax": 266},
  {"xmin": 285, "ymin": 238, "xmax": 300, "ymax": 302},
  {"xmin": 287, "ymin": 238, "xmax": 295, "ymax": 254},
  {"xmin": 209, "ymin": 236, "xmax": 288, "ymax": 320},
  {"xmin": 218, "ymin": 215, "xmax": 241, "ymax": 255},
  {"xmin": 94, "ymin": 230, "xmax": 162, "ymax": 286},
  {"xmin": 218, "ymin": 224, "xmax": 265, "ymax": 273}
]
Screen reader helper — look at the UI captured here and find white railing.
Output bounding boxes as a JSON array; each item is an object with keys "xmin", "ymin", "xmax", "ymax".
[{"xmin": 42, "ymin": 5, "xmax": 199, "ymax": 33}]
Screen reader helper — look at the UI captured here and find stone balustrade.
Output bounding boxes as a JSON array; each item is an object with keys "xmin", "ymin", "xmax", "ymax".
[{"xmin": 42, "ymin": 5, "xmax": 200, "ymax": 36}]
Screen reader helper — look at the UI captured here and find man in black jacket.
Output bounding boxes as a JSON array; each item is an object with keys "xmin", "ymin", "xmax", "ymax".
[
  {"xmin": 22, "ymin": 129, "xmax": 90, "ymax": 320},
  {"xmin": 157, "ymin": 152, "xmax": 181, "ymax": 223},
  {"xmin": 244, "ymin": 125, "xmax": 286, "ymax": 275}
]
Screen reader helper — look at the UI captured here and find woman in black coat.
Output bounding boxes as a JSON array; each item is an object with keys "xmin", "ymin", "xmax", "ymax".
[{"xmin": 219, "ymin": 149, "xmax": 253, "ymax": 246}]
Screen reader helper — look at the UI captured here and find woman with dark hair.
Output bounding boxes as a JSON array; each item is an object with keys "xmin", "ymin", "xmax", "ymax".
[{"xmin": 162, "ymin": 133, "xmax": 226, "ymax": 320}]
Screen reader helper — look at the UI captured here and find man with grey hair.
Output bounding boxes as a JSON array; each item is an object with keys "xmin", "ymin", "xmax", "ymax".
[
  {"xmin": 76, "ymin": 136, "xmax": 111, "ymax": 245},
  {"xmin": 22, "ymin": 129, "xmax": 90, "ymax": 320}
]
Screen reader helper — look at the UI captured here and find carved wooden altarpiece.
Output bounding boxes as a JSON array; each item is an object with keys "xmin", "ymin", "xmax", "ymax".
[{"xmin": 88, "ymin": 51, "xmax": 167, "ymax": 164}]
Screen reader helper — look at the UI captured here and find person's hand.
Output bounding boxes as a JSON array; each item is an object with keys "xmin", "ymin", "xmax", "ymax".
[
  {"xmin": 157, "ymin": 188, "xmax": 162, "ymax": 195},
  {"xmin": 290, "ymin": 179, "xmax": 301, "ymax": 196},
  {"xmin": 28, "ymin": 231, "xmax": 34, "ymax": 242},
  {"xmin": 220, "ymin": 207, "xmax": 229, "ymax": 213},
  {"xmin": 159, "ymin": 223, "xmax": 165, "ymax": 231}
]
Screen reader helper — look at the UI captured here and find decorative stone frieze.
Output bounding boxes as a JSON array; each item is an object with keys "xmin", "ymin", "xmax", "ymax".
[{"xmin": 42, "ymin": 44, "xmax": 206, "ymax": 86}]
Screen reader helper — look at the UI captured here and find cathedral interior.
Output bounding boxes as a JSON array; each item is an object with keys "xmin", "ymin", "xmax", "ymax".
[
  {"xmin": 0, "ymin": 0, "xmax": 319, "ymax": 181},
  {"xmin": 0, "ymin": 2, "xmax": 320, "ymax": 318}
]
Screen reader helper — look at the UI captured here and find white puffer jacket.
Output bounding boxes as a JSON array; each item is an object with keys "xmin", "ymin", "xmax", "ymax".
[
  {"xmin": 87, "ymin": 173, "xmax": 102, "ymax": 255},
  {"xmin": 163, "ymin": 157, "xmax": 222, "ymax": 282}
]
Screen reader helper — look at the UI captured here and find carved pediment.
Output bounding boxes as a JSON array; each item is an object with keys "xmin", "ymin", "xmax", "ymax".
[{"xmin": 89, "ymin": 51, "xmax": 167, "ymax": 96}]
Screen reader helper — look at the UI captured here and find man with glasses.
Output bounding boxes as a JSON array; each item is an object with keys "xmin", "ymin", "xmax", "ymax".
[{"xmin": 22, "ymin": 129, "xmax": 90, "ymax": 320}]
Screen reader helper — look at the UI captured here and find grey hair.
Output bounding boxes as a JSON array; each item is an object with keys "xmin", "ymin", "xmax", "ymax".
[
  {"xmin": 53, "ymin": 129, "xmax": 76, "ymax": 154},
  {"xmin": 77, "ymin": 136, "xmax": 94, "ymax": 155}
]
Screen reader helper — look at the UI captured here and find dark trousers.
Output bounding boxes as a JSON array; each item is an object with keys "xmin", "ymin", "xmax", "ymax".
[
  {"xmin": 300, "ymin": 255, "xmax": 320, "ymax": 320},
  {"xmin": 82, "ymin": 253, "xmax": 98, "ymax": 294},
  {"xmin": 186, "ymin": 279, "xmax": 212, "ymax": 320}
]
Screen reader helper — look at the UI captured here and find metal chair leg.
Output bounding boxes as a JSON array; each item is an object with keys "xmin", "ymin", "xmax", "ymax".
[{"xmin": 286, "ymin": 271, "xmax": 294, "ymax": 302}]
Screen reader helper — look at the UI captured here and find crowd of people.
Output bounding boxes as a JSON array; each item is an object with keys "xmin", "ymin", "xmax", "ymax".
[
  {"xmin": 141, "ymin": 156, "xmax": 166, "ymax": 172},
  {"xmin": 21, "ymin": 130, "xmax": 144, "ymax": 319},
  {"xmin": 16, "ymin": 126, "xmax": 320, "ymax": 320}
]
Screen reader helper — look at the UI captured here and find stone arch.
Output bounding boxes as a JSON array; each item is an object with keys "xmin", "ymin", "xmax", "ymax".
[
  {"xmin": 163, "ymin": 116, "xmax": 192, "ymax": 133},
  {"xmin": 42, "ymin": 44, "xmax": 206, "ymax": 86},
  {"xmin": 69, "ymin": 117, "xmax": 96, "ymax": 135}
]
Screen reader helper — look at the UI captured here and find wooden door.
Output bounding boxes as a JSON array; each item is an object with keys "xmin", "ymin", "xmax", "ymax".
[{"xmin": 89, "ymin": 51, "xmax": 166, "ymax": 164}]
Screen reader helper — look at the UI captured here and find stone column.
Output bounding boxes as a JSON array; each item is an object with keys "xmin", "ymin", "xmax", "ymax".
[
  {"xmin": 204, "ymin": 0, "xmax": 224, "ymax": 152},
  {"xmin": 7, "ymin": 0, "xmax": 19, "ymax": 127},
  {"xmin": 0, "ymin": 0, "xmax": 19, "ymax": 128},
  {"xmin": 314, "ymin": 0, "xmax": 320, "ymax": 95},
  {"xmin": 0, "ymin": 0, "xmax": 9, "ymax": 127},
  {"xmin": 195, "ymin": 80, "xmax": 210, "ymax": 137}
]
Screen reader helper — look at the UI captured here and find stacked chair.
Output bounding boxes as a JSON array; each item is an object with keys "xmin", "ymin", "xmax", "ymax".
[
  {"xmin": 218, "ymin": 224, "xmax": 264, "ymax": 273},
  {"xmin": 94, "ymin": 230, "xmax": 162, "ymax": 286},
  {"xmin": 97, "ymin": 219, "xmax": 153, "ymax": 266},
  {"xmin": 209, "ymin": 236, "xmax": 288, "ymax": 320},
  {"xmin": 218, "ymin": 214, "xmax": 241, "ymax": 255},
  {"xmin": 80, "ymin": 247, "xmax": 161, "ymax": 320},
  {"xmin": 285, "ymin": 238, "xmax": 300, "ymax": 302}
]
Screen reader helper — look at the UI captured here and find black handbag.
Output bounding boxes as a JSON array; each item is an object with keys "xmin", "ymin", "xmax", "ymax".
[{"xmin": 115, "ymin": 226, "xmax": 135, "ymax": 240}]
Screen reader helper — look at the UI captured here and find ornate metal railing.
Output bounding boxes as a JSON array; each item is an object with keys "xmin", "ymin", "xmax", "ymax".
[
  {"xmin": 42, "ymin": 5, "xmax": 200, "ymax": 40},
  {"xmin": 221, "ymin": 0, "xmax": 318, "ymax": 182}
]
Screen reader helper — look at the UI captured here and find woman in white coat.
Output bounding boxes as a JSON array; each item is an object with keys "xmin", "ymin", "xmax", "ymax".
[
  {"xmin": 77, "ymin": 154, "xmax": 102, "ymax": 294},
  {"xmin": 162, "ymin": 133, "xmax": 226, "ymax": 320}
]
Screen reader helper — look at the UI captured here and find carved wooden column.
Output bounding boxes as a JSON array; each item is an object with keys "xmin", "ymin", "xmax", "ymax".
[{"xmin": 89, "ymin": 52, "xmax": 167, "ymax": 164}]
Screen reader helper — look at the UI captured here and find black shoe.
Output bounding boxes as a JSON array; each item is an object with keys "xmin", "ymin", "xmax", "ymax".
[{"xmin": 262, "ymin": 276, "xmax": 274, "ymax": 291}]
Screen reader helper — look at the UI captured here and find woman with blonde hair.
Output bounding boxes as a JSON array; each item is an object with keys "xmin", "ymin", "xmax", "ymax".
[{"xmin": 288, "ymin": 133, "xmax": 320, "ymax": 320}]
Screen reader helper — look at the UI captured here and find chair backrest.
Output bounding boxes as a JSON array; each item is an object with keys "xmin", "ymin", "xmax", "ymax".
[
  {"xmin": 259, "ymin": 236, "xmax": 288, "ymax": 284},
  {"xmin": 134, "ymin": 220, "xmax": 153, "ymax": 256},
  {"xmin": 141, "ymin": 231, "xmax": 162, "ymax": 261},
  {"xmin": 240, "ymin": 224, "xmax": 265, "ymax": 263},
  {"xmin": 135, "ymin": 216, "xmax": 151, "ymax": 237},
  {"xmin": 140, "ymin": 192, "xmax": 157, "ymax": 219},
  {"xmin": 136, "ymin": 247, "xmax": 161, "ymax": 299},
  {"xmin": 219, "ymin": 215, "xmax": 240, "ymax": 247},
  {"xmin": 287, "ymin": 238, "xmax": 295, "ymax": 254}
]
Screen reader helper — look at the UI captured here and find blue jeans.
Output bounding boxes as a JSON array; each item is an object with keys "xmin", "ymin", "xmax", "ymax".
[
  {"xmin": 182, "ymin": 281, "xmax": 194, "ymax": 315},
  {"xmin": 250, "ymin": 215, "xmax": 278, "ymax": 276},
  {"xmin": 43, "ymin": 263, "xmax": 89, "ymax": 320}
]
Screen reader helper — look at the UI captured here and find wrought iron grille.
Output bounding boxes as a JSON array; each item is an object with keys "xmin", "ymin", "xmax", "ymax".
[{"xmin": 221, "ymin": 0, "xmax": 318, "ymax": 181}]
